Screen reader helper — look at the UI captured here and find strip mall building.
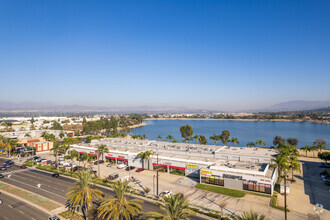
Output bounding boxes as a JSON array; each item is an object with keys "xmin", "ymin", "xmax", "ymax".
[{"xmin": 70, "ymin": 138, "xmax": 278, "ymax": 195}]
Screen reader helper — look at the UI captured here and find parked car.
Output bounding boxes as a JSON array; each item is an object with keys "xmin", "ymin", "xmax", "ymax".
[
  {"xmin": 120, "ymin": 175, "xmax": 130, "ymax": 181},
  {"xmin": 106, "ymin": 163, "xmax": 114, "ymax": 167},
  {"xmin": 36, "ymin": 158, "xmax": 44, "ymax": 163},
  {"xmin": 136, "ymin": 168, "xmax": 144, "ymax": 172},
  {"xmin": 320, "ymin": 163, "xmax": 330, "ymax": 168},
  {"xmin": 20, "ymin": 165, "xmax": 27, "ymax": 169},
  {"xmin": 159, "ymin": 190, "xmax": 172, "ymax": 197},
  {"xmin": 108, "ymin": 173, "xmax": 119, "ymax": 180},
  {"xmin": 0, "ymin": 174, "xmax": 4, "ymax": 178},
  {"xmin": 52, "ymin": 173, "xmax": 60, "ymax": 178},
  {"xmin": 117, "ymin": 164, "xmax": 126, "ymax": 169},
  {"xmin": 48, "ymin": 215, "xmax": 60, "ymax": 220},
  {"xmin": 6, "ymin": 160, "xmax": 14, "ymax": 165},
  {"xmin": 4, "ymin": 163, "xmax": 11, "ymax": 168},
  {"xmin": 0, "ymin": 167, "xmax": 7, "ymax": 171},
  {"xmin": 94, "ymin": 160, "xmax": 105, "ymax": 165},
  {"xmin": 125, "ymin": 166, "xmax": 135, "ymax": 171}
]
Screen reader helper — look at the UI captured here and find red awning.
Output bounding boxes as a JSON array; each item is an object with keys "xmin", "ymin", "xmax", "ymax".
[
  {"xmin": 105, "ymin": 156, "xmax": 116, "ymax": 159},
  {"xmin": 117, "ymin": 158, "xmax": 128, "ymax": 161},
  {"xmin": 79, "ymin": 152, "xmax": 86, "ymax": 154},
  {"xmin": 152, "ymin": 163, "xmax": 185, "ymax": 170},
  {"xmin": 88, "ymin": 153, "xmax": 97, "ymax": 156}
]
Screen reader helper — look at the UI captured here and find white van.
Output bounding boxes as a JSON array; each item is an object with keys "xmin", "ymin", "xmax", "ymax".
[{"xmin": 120, "ymin": 175, "xmax": 130, "ymax": 181}]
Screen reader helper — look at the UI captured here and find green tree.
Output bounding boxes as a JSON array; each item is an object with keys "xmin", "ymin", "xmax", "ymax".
[
  {"xmin": 288, "ymin": 156, "xmax": 301, "ymax": 181},
  {"xmin": 310, "ymin": 145, "xmax": 318, "ymax": 157},
  {"xmin": 286, "ymin": 138, "xmax": 298, "ymax": 147},
  {"xmin": 271, "ymin": 154, "xmax": 288, "ymax": 177},
  {"xmin": 193, "ymin": 134, "xmax": 199, "ymax": 144},
  {"xmin": 230, "ymin": 137, "xmax": 240, "ymax": 147},
  {"xmin": 256, "ymin": 139, "xmax": 266, "ymax": 148},
  {"xmin": 157, "ymin": 135, "xmax": 163, "ymax": 141},
  {"xmin": 273, "ymin": 136, "xmax": 285, "ymax": 147},
  {"xmin": 313, "ymin": 139, "xmax": 327, "ymax": 151},
  {"xmin": 219, "ymin": 130, "xmax": 231, "ymax": 146},
  {"xmin": 209, "ymin": 134, "xmax": 219, "ymax": 145},
  {"xmin": 59, "ymin": 132, "xmax": 65, "ymax": 139},
  {"xmin": 97, "ymin": 144, "xmax": 109, "ymax": 177},
  {"xmin": 66, "ymin": 170, "xmax": 104, "ymax": 219},
  {"xmin": 166, "ymin": 135, "xmax": 174, "ymax": 142},
  {"xmin": 51, "ymin": 121, "xmax": 63, "ymax": 130},
  {"xmin": 301, "ymin": 144, "xmax": 311, "ymax": 157},
  {"xmin": 180, "ymin": 124, "xmax": 193, "ymax": 143},
  {"xmin": 146, "ymin": 193, "xmax": 195, "ymax": 220},
  {"xmin": 66, "ymin": 150, "xmax": 78, "ymax": 176},
  {"xmin": 246, "ymin": 142, "xmax": 255, "ymax": 148},
  {"xmin": 136, "ymin": 150, "xmax": 153, "ymax": 170},
  {"xmin": 198, "ymin": 135, "xmax": 207, "ymax": 145},
  {"xmin": 50, "ymin": 141, "xmax": 61, "ymax": 171},
  {"xmin": 318, "ymin": 152, "xmax": 330, "ymax": 164},
  {"xmin": 97, "ymin": 181, "xmax": 142, "ymax": 220},
  {"xmin": 230, "ymin": 210, "xmax": 269, "ymax": 220}
]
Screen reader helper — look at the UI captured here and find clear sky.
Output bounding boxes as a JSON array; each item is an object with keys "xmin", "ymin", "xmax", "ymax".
[{"xmin": 0, "ymin": 0, "xmax": 329, "ymax": 111}]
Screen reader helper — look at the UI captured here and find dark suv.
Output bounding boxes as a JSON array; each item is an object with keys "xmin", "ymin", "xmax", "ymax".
[{"xmin": 125, "ymin": 166, "xmax": 135, "ymax": 171}]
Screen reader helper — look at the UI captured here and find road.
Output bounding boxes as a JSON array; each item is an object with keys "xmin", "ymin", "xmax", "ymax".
[
  {"xmin": 0, "ymin": 191, "xmax": 50, "ymax": 220},
  {"xmin": 0, "ymin": 158, "xmax": 207, "ymax": 219}
]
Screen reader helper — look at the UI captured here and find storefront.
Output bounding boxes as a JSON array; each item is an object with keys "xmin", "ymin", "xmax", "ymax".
[{"xmin": 152, "ymin": 163, "xmax": 185, "ymax": 175}]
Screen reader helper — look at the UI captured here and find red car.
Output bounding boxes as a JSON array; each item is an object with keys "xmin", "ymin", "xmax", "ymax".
[
  {"xmin": 20, "ymin": 165, "xmax": 27, "ymax": 169},
  {"xmin": 136, "ymin": 168, "xmax": 144, "ymax": 172}
]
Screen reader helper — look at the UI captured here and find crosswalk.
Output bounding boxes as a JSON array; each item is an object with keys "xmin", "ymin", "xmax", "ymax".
[{"xmin": 0, "ymin": 168, "xmax": 31, "ymax": 176}]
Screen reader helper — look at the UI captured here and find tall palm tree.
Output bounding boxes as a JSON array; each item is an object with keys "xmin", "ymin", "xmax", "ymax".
[
  {"xmin": 146, "ymin": 193, "xmax": 195, "ymax": 220},
  {"xmin": 97, "ymin": 181, "xmax": 142, "ymax": 220},
  {"xmin": 310, "ymin": 145, "xmax": 318, "ymax": 157},
  {"xmin": 136, "ymin": 150, "xmax": 153, "ymax": 170},
  {"xmin": 246, "ymin": 142, "xmax": 255, "ymax": 148},
  {"xmin": 301, "ymin": 144, "xmax": 310, "ymax": 157},
  {"xmin": 256, "ymin": 139, "xmax": 266, "ymax": 148},
  {"xmin": 193, "ymin": 135, "xmax": 199, "ymax": 144},
  {"xmin": 230, "ymin": 137, "xmax": 240, "ymax": 147},
  {"xmin": 209, "ymin": 134, "xmax": 219, "ymax": 145},
  {"xmin": 97, "ymin": 144, "xmax": 109, "ymax": 177},
  {"xmin": 271, "ymin": 154, "xmax": 288, "ymax": 177},
  {"xmin": 50, "ymin": 141, "xmax": 61, "ymax": 171},
  {"xmin": 166, "ymin": 135, "xmax": 173, "ymax": 142},
  {"xmin": 230, "ymin": 210, "xmax": 269, "ymax": 220},
  {"xmin": 288, "ymin": 156, "xmax": 301, "ymax": 181},
  {"xmin": 66, "ymin": 170, "xmax": 104, "ymax": 219}
]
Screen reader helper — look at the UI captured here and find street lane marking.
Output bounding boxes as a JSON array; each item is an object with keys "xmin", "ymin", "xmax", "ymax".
[
  {"xmin": 8, "ymin": 205, "xmax": 13, "ymax": 208},
  {"xmin": 19, "ymin": 210, "xmax": 24, "ymax": 214},
  {"xmin": 3, "ymin": 178, "xmax": 67, "ymax": 199}
]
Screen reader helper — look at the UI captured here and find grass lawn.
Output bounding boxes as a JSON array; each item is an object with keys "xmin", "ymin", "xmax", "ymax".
[
  {"xmin": 195, "ymin": 183, "xmax": 246, "ymax": 198},
  {"xmin": 59, "ymin": 210, "xmax": 84, "ymax": 220}
]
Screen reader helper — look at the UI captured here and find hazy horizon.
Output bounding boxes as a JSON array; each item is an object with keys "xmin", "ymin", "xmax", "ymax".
[{"xmin": 1, "ymin": 1, "xmax": 329, "ymax": 110}]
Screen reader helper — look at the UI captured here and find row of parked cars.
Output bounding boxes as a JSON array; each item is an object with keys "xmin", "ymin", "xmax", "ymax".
[{"xmin": 320, "ymin": 169, "xmax": 330, "ymax": 185}]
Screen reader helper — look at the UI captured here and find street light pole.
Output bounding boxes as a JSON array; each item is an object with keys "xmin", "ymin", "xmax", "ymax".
[
  {"xmin": 156, "ymin": 153, "xmax": 159, "ymax": 196},
  {"xmin": 283, "ymin": 173, "xmax": 288, "ymax": 220}
]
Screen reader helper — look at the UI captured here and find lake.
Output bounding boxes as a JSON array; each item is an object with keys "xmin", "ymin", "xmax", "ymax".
[{"xmin": 130, "ymin": 120, "xmax": 330, "ymax": 149}]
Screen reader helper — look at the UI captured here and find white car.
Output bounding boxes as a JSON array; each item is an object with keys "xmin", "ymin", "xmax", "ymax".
[
  {"xmin": 117, "ymin": 164, "xmax": 126, "ymax": 169},
  {"xmin": 160, "ymin": 190, "xmax": 172, "ymax": 197}
]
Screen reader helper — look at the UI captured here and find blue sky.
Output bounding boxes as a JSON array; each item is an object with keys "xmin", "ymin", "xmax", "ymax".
[{"xmin": 0, "ymin": 0, "xmax": 329, "ymax": 111}]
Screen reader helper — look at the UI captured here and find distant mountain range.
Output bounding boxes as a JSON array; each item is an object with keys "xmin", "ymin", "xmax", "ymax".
[
  {"xmin": 0, "ymin": 100, "xmax": 329, "ymax": 113},
  {"xmin": 250, "ymin": 100, "xmax": 330, "ymax": 113},
  {"xmin": 0, "ymin": 101, "xmax": 205, "ymax": 113}
]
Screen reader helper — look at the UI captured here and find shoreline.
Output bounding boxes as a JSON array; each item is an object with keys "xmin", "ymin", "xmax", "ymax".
[
  {"xmin": 145, "ymin": 118, "xmax": 330, "ymax": 124},
  {"xmin": 117, "ymin": 122, "xmax": 146, "ymax": 131}
]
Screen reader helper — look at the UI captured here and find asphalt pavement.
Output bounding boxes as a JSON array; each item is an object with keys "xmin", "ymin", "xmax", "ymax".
[
  {"xmin": 0, "ymin": 191, "xmax": 50, "ymax": 220},
  {"xmin": 0, "ymin": 158, "xmax": 208, "ymax": 219}
]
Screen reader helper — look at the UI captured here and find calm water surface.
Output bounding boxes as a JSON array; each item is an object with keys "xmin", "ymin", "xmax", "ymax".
[{"xmin": 130, "ymin": 120, "xmax": 330, "ymax": 149}]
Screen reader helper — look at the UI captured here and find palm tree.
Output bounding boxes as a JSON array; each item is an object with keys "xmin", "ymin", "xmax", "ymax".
[
  {"xmin": 50, "ymin": 141, "xmax": 61, "ymax": 171},
  {"xmin": 97, "ymin": 181, "xmax": 142, "ymax": 220},
  {"xmin": 59, "ymin": 131, "xmax": 65, "ymax": 139},
  {"xmin": 193, "ymin": 134, "xmax": 199, "ymax": 144},
  {"xmin": 209, "ymin": 134, "xmax": 219, "ymax": 145},
  {"xmin": 310, "ymin": 145, "xmax": 318, "ymax": 157},
  {"xmin": 66, "ymin": 170, "xmax": 104, "ymax": 219},
  {"xmin": 256, "ymin": 139, "xmax": 266, "ymax": 148},
  {"xmin": 66, "ymin": 150, "xmax": 78, "ymax": 176},
  {"xmin": 136, "ymin": 150, "xmax": 153, "ymax": 170},
  {"xmin": 146, "ymin": 193, "xmax": 195, "ymax": 220},
  {"xmin": 230, "ymin": 137, "xmax": 240, "ymax": 147},
  {"xmin": 97, "ymin": 144, "xmax": 109, "ymax": 177},
  {"xmin": 301, "ymin": 144, "xmax": 310, "ymax": 157},
  {"xmin": 142, "ymin": 134, "xmax": 147, "ymax": 140},
  {"xmin": 172, "ymin": 139, "xmax": 178, "ymax": 143},
  {"xmin": 271, "ymin": 154, "xmax": 288, "ymax": 177},
  {"xmin": 246, "ymin": 142, "xmax": 255, "ymax": 148},
  {"xmin": 157, "ymin": 135, "xmax": 163, "ymax": 141},
  {"xmin": 230, "ymin": 210, "xmax": 269, "ymax": 220},
  {"xmin": 166, "ymin": 135, "xmax": 174, "ymax": 142},
  {"xmin": 288, "ymin": 156, "xmax": 301, "ymax": 181}
]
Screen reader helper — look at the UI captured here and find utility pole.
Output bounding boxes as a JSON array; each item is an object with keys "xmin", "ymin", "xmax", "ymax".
[
  {"xmin": 156, "ymin": 153, "xmax": 159, "ymax": 195},
  {"xmin": 284, "ymin": 173, "xmax": 287, "ymax": 220},
  {"xmin": 97, "ymin": 145, "xmax": 100, "ymax": 177}
]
